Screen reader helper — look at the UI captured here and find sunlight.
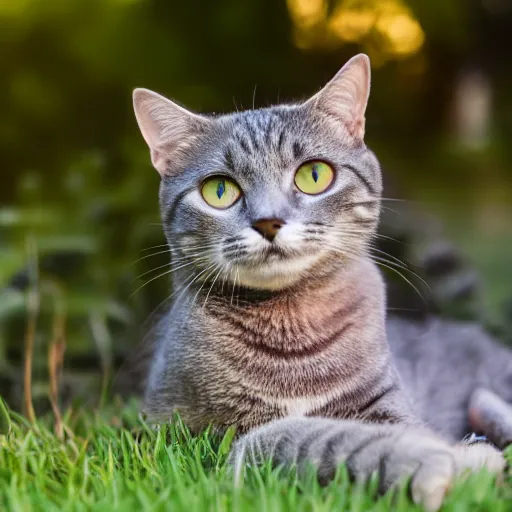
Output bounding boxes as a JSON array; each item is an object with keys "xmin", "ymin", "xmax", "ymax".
[
  {"xmin": 376, "ymin": 12, "xmax": 425, "ymax": 56},
  {"xmin": 286, "ymin": 0, "xmax": 425, "ymax": 59},
  {"xmin": 328, "ymin": 7, "xmax": 375, "ymax": 42},
  {"xmin": 286, "ymin": 0, "xmax": 326, "ymax": 30},
  {"xmin": 286, "ymin": 0, "xmax": 327, "ymax": 48}
]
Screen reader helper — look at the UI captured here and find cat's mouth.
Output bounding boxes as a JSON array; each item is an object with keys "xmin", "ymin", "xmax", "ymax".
[
  {"xmin": 260, "ymin": 244, "xmax": 289, "ymax": 260},
  {"xmin": 224, "ymin": 247, "xmax": 323, "ymax": 290},
  {"xmin": 243, "ymin": 241, "xmax": 306, "ymax": 265},
  {"xmin": 217, "ymin": 227, "xmax": 328, "ymax": 289}
]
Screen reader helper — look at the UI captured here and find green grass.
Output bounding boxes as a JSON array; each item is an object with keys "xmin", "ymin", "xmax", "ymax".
[{"xmin": 0, "ymin": 399, "xmax": 511, "ymax": 512}]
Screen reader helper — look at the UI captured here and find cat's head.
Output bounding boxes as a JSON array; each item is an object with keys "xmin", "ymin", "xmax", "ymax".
[{"xmin": 133, "ymin": 54, "xmax": 382, "ymax": 291}]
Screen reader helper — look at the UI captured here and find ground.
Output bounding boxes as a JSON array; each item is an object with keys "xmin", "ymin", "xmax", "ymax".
[{"xmin": 0, "ymin": 399, "xmax": 511, "ymax": 512}]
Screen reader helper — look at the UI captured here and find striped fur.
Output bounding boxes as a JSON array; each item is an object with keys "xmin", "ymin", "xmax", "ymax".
[{"xmin": 131, "ymin": 54, "xmax": 510, "ymax": 511}]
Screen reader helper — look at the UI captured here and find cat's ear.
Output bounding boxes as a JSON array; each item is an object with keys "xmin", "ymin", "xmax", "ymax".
[
  {"xmin": 133, "ymin": 88, "xmax": 211, "ymax": 176},
  {"xmin": 306, "ymin": 53, "xmax": 371, "ymax": 140}
]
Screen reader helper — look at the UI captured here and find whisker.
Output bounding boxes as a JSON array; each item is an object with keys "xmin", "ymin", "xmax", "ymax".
[
  {"xmin": 169, "ymin": 249, "xmax": 217, "ymax": 264},
  {"xmin": 235, "ymin": 267, "xmax": 241, "ymax": 307},
  {"xmin": 173, "ymin": 262, "xmax": 218, "ymax": 307},
  {"xmin": 176, "ymin": 243, "xmax": 223, "ymax": 253},
  {"xmin": 372, "ymin": 233, "xmax": 405, "ymax": 245},
  {"xmin": 381, "ymin": 206, "xmax": 400, "ymax": 215},
  {"xmin": 170, "ymin": 244, "xmax": 240, "ymax": 265},
  {"xmin": 369, "ymin": 246, "xmax": 410, "ymax": 267},
  {"xmin": 130, "ymin": 266, "xmax": 180, "ymax": 298},
  {"xmin": 337, "ymin": 196, "xmax": 407, "ymax": 210},
  {"xmin": 141, "ymin": 243, "xmax": 169, "ymax": 252},
  {"xmin": 131, "ymin": 248, "xmax": 215, "ymax": 297},
  {"xmin": 370, "ymin": 248, "xmax": 431, "ymax": 292},
  {"xmin": 371, "ymin": 255, "xmax": 411, "ymax": 272},
  {"xmin": 203, "ymin": 266, "xmax": 225, "ymax": 309},
  {"xmin": 326, "ymin": 227, "xmax": 404, "ymax": 246},
  {"xmin": 341, "ymin": 231, "xmax": 399, "ymax": 246},
  {"xmin": 230, "ymin": 265, "xmax": 239, "ymax": 306},
  {"xmin": 191, "ymin": 265, "xmax": 219, "ymax": 306},
  {"xmin": 133, "ymin": 258, "xmax": 206, "ymax": 283},
  {"xmin": 380, "ymin": 197, "xmax": 407, "ymax": 203},
  {"xmin": 131, "ymin": 248, "xmax": 172, "ymax": 266},
  {"xmin": 176, "ymin": 239, "xmax": 224, "ymax": 248},
  {"xmin": 220, "ymin": 265, "xmax": 228, "ymax": 295},
  {"xmin": 323, "ymin": 242, "xmax": 427, "ymax": 302},
  {"xmin": 175, "ymin": 240, "xmax": 244, "ymax": 254},
  {"xmin": 373, "ymin": 260, "xmax": 426, "ymax": 303}
]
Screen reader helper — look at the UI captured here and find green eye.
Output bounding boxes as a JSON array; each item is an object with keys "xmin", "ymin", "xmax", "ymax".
[
  {"xmin": 294, "ymin": 161, "xmax": 334, "ymax": 195},
  {"xmin": 201, "ymin": 176, "xmax": 241, "ymax": 209}
]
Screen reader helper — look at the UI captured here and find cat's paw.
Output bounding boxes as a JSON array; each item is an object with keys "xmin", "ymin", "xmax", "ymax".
[
  {"xmin": 228, "ymin": 418, "xmax": 458, "ymax": 511},
  {"xmin": 408, "ymin": 448, "xmax": 455, "ymax": 512},
  {"xmin": 453, "ymin": 442, "xmax": 506, "ymax": 475},
  {"xmin": 376, "ymin": 433, "xmax": 504, "ymax": 511},
  {"xmin": 227, "ymin": 418, "xmax": 505, "ymax": 512},
  {"xmin": 368, "ymin": 429, "xmax": 456, "ymax": 512}
]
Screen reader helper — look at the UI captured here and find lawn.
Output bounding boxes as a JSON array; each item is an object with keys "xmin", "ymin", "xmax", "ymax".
[{"xmin": 0, "ymin": 398, "xmax": 511, "ymax": 512}]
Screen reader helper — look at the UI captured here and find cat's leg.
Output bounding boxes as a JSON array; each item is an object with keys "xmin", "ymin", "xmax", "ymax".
[
  {"xmin": 468, "ymin": 387, "xmax": 512, "ymax": 449},
  {"xmin": 453, "ymin": 388, "xmax": 508, "ymax": 473},
  {"xmin": 230, "ymin": 417, "xmax": 505, "ymax": 512}
]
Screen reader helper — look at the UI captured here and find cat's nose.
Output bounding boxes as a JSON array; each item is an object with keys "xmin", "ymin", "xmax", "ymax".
[{"xmin": 252, "ymin": 218, "xmax": 285, "ymax": 242}]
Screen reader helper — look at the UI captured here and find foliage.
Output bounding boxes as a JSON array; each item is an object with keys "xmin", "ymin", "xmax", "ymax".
[
  {"xmin": 1, "ymin": 0, "xmax": 512, "ymax": 409},
  {"xmin": 0, "ymin": 151, "xmax": 167, "ymax": 409},
  {"xmin": 0, "ymin": 399, "xmax": 510, "ymax": 511}
]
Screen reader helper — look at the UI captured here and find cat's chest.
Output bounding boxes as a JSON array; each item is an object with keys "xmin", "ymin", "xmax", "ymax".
[
  {"xmin": 189, "ymin": 295, "xmax": 376, "ymax": 400},
  {"xmin": 204, "ymin": 295, "xmax": 359, "ymax": 354}
]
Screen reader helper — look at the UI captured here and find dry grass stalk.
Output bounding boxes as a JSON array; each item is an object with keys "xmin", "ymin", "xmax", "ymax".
[{"xmin": 23, "ymin": 238, "xmax": 39, "ymax": 423}]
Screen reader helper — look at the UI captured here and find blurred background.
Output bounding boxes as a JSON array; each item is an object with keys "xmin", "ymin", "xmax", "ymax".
[{"xmin": 1, "ymin": 0, "xmax": 512, "ymax": 413}]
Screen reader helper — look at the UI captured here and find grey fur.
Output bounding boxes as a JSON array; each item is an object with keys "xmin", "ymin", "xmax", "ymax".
[{"xmin": 131, "ymin": 54, "xmax": 510, "ymax": 511}]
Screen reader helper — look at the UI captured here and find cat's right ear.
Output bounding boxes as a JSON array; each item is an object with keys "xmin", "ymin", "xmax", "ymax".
[
  {"xmin": 304, "ymin": 54, "xmax": 371, "ymax": 140},
  {"xmin": 133, "ymin": 88, "xmax": 211, "ymax": 176}
]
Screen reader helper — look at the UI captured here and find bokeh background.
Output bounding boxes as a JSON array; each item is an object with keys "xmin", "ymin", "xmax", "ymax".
[{"xmin": 1, "ymin": 0, "xmax": 512, "ymax": 412}]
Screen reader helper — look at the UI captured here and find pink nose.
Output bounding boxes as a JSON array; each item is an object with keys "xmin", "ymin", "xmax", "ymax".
[{"xmin": 251, "ymin": 218, "xmax": 285, "ymax": 242}]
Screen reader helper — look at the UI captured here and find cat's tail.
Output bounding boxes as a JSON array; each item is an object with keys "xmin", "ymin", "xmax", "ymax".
[{"xmin": 468, "ymin": 388, "xmax": 512, "ymax": 450}]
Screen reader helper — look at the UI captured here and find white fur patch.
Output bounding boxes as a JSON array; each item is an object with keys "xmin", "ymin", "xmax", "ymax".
[
  {"xmin": 454, "ymin": 443, "xmax": 505, "ymax": 474},
  {"xmin": 283, "ymin": 396, "xmax": 332, "ymax": 417},
  {"xmin": 353, "ymin": 205, "xmax": 372, "ymax": 220},
  {"xmin": 255, "ymin": 391, "xmax": 341, "ymax": 417}
]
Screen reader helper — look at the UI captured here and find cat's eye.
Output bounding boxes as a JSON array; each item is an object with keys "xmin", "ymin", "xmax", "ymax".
[
  {"xmin": 201, "ymin": 176, "xmax": 242, "ymax": 209},
  {"xmin": 294, "ymin": 161, "xmax": 334, "ymax": 195}
]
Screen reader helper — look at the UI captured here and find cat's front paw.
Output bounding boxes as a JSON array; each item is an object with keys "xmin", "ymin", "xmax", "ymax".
[
  {"xmin": 227, "ymin": 418, "xmax": 504, "ymax": 512},
  {"xmin": 406, "ymin": 444, "xmax": 455, "ymax": 512},
  {"xmin": 372, "ymin": 432, "xmax": 505, "ymax": 511},
  {"xmin": 228, "ymin": 418, "xmax": 457, "ymax": 511},
  {"xmin": 453, "ymin": 441, "xmax": 506, "ymax": 475},
  {"xmin": 359, "ymin": 428, "xmax": 456, "ymax": 512}
]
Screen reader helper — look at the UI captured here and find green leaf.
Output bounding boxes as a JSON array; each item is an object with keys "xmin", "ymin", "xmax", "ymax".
[
  {"xmin": 217, "ymin": 425, "xmax": 237, "ymax": 459},
  {"xmin": 0, "ymin": 396, "xmax": 12, "ymax": 435},
  {"xmin": 0, "ymin": 289, "xmax": 25, "ymax": 319}
]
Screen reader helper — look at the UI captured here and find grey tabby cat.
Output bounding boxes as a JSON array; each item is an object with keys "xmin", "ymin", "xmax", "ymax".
[{"xmin": 132, "ymin": 54, "xmax": 512, "ymax": 511}]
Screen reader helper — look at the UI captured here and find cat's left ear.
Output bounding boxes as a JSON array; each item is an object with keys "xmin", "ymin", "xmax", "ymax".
[
  {"xmin": 133, "ymin": 88, "xmax": 211, "ymax": 176},
  {"xmin": 305, "ymin": 53, "xmax": 371, "ymax": 140}
]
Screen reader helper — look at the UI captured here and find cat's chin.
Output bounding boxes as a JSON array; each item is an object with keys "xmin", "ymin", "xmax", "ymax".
[{"xmin": 228, "ymin": 253, "xmax": 321, "ymax": 290}]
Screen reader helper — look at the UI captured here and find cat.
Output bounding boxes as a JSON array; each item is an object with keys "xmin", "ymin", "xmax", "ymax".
[{"xmin": 130, "ymin": 54, "xmax": 512, "ymax": 511}]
